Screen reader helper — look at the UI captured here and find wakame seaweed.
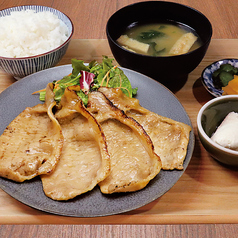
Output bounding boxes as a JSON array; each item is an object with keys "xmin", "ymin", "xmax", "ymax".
[{"xmin": 138, "ymin": 30, "xmax": 165, "ymax": 40}]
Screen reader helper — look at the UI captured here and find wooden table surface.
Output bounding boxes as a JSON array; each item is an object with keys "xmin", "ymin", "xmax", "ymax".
[{"xmin": 0, "ymin": 0, "xmax": 238, "ymax": 237}]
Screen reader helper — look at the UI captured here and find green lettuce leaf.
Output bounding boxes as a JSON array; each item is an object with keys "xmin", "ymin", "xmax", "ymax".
[{"xmin": 37, "ymin": 56, "xmax": 137, "ymax": 104}]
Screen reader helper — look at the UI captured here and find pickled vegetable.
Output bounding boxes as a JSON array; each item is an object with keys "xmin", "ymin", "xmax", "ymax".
[
  {"xmin": 222, "ymin": 75, "xmax": 238, "ymax": 95},
  {"xmin": 212, "ymin": 63, "xmax": 238, "ymax": 89}
]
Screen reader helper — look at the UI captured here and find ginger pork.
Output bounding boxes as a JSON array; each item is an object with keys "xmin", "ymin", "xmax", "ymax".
[
  {"xmin": 99, "ymin": 87, "xmax": 191, "ymax": 170},
  {"xmin": 0, "ymin": 83, "xmax": 63, "ymax": 182},
  {"xmin": 41, "ymin": 87, "xmax": 110, "ymax": 200},
  {"xmin": 87, "ymin": 91, "xmax": 162, "ymax": 194}
]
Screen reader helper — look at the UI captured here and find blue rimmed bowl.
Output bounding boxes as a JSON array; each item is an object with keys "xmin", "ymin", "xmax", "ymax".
[
  {"xmin": 201, "ymin": 58, "xmax": 238, "ymax": 97},
  {"xmin": 0, "ymin": 5, "xmax": 74, "ymax": 80}
]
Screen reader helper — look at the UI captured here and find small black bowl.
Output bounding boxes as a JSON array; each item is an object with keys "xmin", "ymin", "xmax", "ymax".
[{"xmin": 106, "ymin": 1, "xmax": 212, "ymax": 91}]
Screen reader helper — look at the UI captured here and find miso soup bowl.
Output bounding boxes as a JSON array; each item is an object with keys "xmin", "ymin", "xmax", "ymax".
[
  {"xmin": 106, "ymin": 1, "xmax": 212, "ymax": 91},
  {"xmin": 197, "ymin": 95, "xmax": 238, "ymax": 167}
]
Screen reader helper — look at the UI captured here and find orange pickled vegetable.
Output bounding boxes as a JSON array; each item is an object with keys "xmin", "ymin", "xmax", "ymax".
[
  {"xmin": 222, "ymin": 85, "xmax": 237, "ymax": 95},
  {"xmin": 222, "ymin": 75, "xmax": 238, "ymax": 95},
  {"xmin": 227, "ymin": 75, "xmax": 238, "ymax": 91}
]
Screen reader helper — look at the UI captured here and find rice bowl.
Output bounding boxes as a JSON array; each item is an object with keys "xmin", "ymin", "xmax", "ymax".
[
  {"xmin": 0, "ymin": 9, "xmax": 69, "ymax": 58},
  {"xmin": 0, "ymin": 5, "xmax": 74, "ymax": 79}
]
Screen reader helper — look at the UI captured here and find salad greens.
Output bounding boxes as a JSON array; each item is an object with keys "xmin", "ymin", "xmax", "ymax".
[{"xmin": 36, "ymin": 56, "xmax": 138, "ymax": 105}]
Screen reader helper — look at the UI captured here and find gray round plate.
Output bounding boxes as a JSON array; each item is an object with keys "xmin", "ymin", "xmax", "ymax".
[{"xmin": 0, "ymin": 65, "xmax": 194, "ymax": 217}]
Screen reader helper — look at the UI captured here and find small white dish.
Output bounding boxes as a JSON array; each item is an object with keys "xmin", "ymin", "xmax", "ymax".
[{"xmin": 197, "ymin": 95, "xmax": 238, "ymax": 166}]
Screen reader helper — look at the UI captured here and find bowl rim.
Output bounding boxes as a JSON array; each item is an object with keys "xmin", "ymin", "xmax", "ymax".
[
  {"xmin": 0, "ymin": 5, "xmax": 74, "ymax": 60},
  {"xmin": 197, "ymin": 95, "xmax": 238, "ymax": 155},
  {"xmin": 106, "ymin": 0, "xmax": 213, "ymax": 59},
  {"xmin": 202, "ymin": 58, "xmax": 238, "ymax": 73}
]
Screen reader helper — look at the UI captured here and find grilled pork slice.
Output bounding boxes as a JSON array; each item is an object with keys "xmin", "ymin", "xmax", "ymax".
[
  {"xmin": 0, "ymin": 83, "xmax": 63, "ymax": 182},
  {"xmin": 99, "ymin": 87, "xmax": 191, "ymax": 170},
  {"xmin": 41, "ymin": 88, "xmax": 110, "ymax": 200},
  {"xmin": 87, "ymin": 91, "xmax": 161, "ymax": 194}
]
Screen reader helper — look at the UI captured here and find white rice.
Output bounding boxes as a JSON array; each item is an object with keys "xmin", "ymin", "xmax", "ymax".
[{"xmin": 0, "ymin": 9, "xmax": 69, "ymax": 58}]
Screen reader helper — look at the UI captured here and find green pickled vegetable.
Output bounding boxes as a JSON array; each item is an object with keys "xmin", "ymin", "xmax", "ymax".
[
  {"xmin": 220, "ymin": 63, "xmax": 237, "ymax": 73},
  {"xmin": 212, "ymin": 63, "xmax": 238, "ymax": 88},
  {"xmin": 219, "ymin": 71, "xmax": 234, "ymax": 87}
]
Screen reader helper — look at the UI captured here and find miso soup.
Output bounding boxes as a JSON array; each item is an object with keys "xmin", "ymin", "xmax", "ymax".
[{"xmin": 117, "ymin": 22, "xmax": 202, "ymax": 57}]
